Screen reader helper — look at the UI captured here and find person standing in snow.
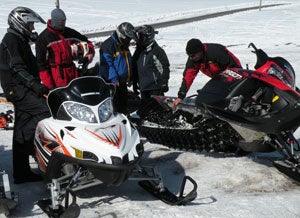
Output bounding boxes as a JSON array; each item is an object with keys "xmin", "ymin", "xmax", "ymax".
[
  {"xmin": 132, "ymin": 25, "xmax": 170, "ymax": 99},
  {"xmin": 99, "ymin": 22, "xmax": 136, "ymax": 115},
  {"xmin": 35, "ymin": 8, "xmax": 95, "ymax": 89},
  {"xmin": 0, "ymin": 7, "xmax": 50, "ymax": 184},
  {"xmin": 172, "ymin": 38, "xmax": 242, "ymax": 108}
]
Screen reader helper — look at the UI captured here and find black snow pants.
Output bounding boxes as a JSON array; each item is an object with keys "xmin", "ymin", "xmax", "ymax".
[{"xmin": 12, "ymin": 91, "xmax": 50, "ymax": 180}]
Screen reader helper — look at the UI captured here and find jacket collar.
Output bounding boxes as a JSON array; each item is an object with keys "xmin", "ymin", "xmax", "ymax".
[
  {"xmin": 47, "ymin": 19, "xmax": 65, "ymax": 34},
  {"xmin": 7, "ymin": 28, "xmax": 27, "ymax": 42}
]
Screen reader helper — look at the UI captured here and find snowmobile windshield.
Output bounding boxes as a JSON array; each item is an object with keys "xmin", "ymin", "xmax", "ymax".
[
  {"xmin": 48, "ymin": 76, "xmax": 116, "ymax": 120},
  {"xmin": 268, "ymin": 57, "xmax": 296, "ymax": 89}
]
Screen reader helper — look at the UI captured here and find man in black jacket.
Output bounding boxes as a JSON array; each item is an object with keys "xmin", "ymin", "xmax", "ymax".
[
  {"xmin": 133, "ymin": 25, "xmax": 170, "ymax": 99},
  {"xmin": 0, "ymin": 7, "xmax": 50, "ymax": 184}
]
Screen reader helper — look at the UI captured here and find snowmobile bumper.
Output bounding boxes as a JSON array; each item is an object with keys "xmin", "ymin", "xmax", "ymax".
[{"xmin": 46, "ymin": 148, "xmax": 143, "ymax": 186}]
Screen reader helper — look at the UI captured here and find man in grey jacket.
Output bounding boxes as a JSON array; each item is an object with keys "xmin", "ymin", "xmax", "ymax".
[{"xmin": 132, "ymin": 25, "xmax": 170, "ymax": 100}]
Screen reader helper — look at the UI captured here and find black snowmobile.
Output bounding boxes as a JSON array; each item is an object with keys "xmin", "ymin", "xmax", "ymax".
[{"xmin": 134, "ymin": 43, "xmax": 300, "ymax": 183}]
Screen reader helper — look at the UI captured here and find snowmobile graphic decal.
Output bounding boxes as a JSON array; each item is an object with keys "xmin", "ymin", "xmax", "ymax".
[{"xmin": 85, "ymin": 125, "xmax": 123, "ymax": 148}]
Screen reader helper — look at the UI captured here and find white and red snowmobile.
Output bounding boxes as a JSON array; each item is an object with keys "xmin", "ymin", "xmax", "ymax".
[
  {"xmin": 34, "ymin": 76, "xmax": 197, "ymax": 218},
  {"xmin": 134, "ymin": 43, "xmax": 300, "ymax": 183}
]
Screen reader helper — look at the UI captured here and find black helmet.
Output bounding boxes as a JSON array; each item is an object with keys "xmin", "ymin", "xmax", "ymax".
[
  {"xmin": 8, "ymin": 6, "xmax": 46, "ymax": 42},
  {"xmin": 136, "ymin": 25, "xmax": 158, "ymax": 46},
  {"xmin": 116, "ymin": 22, "xmax": 136, "ymax": 40}
]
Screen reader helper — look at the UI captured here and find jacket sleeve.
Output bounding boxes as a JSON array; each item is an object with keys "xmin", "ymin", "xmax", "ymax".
[
  {"xmin": 155, "ymin": 46, "xmax": 170, "ymax": 85},
  {"xmin": 177, "ymin": 59, "xmax": 198, "ymax": 99},
  {"xmin": 100, "ymin": 43, "xmax": 118, "ymax": 83},
  {"xmin": 132, "ymin": 47, "xmax": 142, "ymax": 85},
  {"xmin": 35, "ymin": 34, "xmax": 55, "ymax": 88},
  {"xmin": 3, "ymin": 39, "xmax": 37, "ymax": 88}
]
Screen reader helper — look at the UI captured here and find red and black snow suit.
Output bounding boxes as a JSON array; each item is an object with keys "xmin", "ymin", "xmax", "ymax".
[
  {"xmin": 35, "ymin": 20, "xmax": 95, "ymax": 89},
  {"xmin": 177, "ymin": 43, "xmax": 241, "ymax": 99}
]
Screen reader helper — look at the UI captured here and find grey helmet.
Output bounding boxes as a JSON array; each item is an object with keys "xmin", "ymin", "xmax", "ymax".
[
  {"xmin": 136, "ymin": 25, "xmax": 158, "ymax": 46},
  {"xmin": 8, "ymin": 6, "xmax": 46, "ymax": 42},
  {"xmin": 116, "ymin": 22, "xmax": 136, "ymax": 40}
]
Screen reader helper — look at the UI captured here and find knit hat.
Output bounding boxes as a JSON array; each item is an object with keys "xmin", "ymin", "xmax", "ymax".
[
  {"xmin": 51, "ymin": 8, "xmax": 66, "ymax": 30},
  {"xmin": 186, "ymin": 38, "xmax": 204, "ymax": 55}
]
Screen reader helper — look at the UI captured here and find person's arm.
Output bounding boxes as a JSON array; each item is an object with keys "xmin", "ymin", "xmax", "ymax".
[
  {"xmin": 177, "ymin": 59, "xmax": 198, "ymax": 99},
  {"xmin": 4, "ymin": 39, "xmax": 49, "ymax": 96},
  {"xmin": 173, "ymin": 59, "xmax": 198, "ymax": 108},
  {"xmin": 35, "ymin": 35, "xmax": 55, "ymax": 89},
  {"xmin": 100, "ymin": 43, "xmax": 119, "ymax": 83},
  {"xmin": 132, "ymin": 48, "xmax": 141, "ymax": 94},
  {"xmin": 154, "ymin": 46, "xmax": 170, "ymax": 89}
]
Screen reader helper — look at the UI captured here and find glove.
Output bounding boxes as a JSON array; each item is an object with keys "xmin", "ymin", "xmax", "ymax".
[
  {"xmin": 31, "ymin": 82, "xmax": 49, "ymax": 97},
  {"xmin": 161, "ymin": 83, "xmax": 169, "ymax": 93}
]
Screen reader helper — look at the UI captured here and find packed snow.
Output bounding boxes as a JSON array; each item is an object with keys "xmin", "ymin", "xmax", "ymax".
[{"xmin": 1, "ymin": 0, "xmax": 300, "ymax": 217}]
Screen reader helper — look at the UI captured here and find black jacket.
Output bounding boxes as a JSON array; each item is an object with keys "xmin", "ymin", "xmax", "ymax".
[
  {"xmin": 133, "ymin": 41, "xmax": 170, "ymax": 91},
  {"xmin": 0, "ymin": 28, "xmax": 40, "ymax": 102}
]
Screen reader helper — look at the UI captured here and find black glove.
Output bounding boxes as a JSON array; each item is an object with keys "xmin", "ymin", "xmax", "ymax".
[
  {"xmin": 161, "ymin": 83, "xmax": 169, "ymax": 93},
  {"xmin": 31, "ymin": 82, "xmax": 49, "ymax": 97}
]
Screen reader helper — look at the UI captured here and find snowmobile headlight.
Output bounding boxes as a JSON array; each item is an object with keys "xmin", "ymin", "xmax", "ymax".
[
  {"xmin": 268, "ymin": 65, "xmax": 293, "ymax": 88},
  {"xmin": 64, "ymin": 102, "xmax": 97, "ymax": 123},
  {"xmin": 98, "ymin": 98, "xmax": 114, "ymax": 123}
]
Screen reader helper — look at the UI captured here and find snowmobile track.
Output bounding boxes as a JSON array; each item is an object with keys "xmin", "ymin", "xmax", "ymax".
[{"xmin": 136, "ymin": 110, "xmax": 242, "ymax": 154}]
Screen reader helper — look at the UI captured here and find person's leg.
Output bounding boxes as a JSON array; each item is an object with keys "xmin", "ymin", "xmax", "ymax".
[
  {"xmin": 114, "ymin": 82, "xmax": 128, "ymax": 115},
  {"xmin": 12, "ymin": 93, "xmax": 50, "ymax": 184}
]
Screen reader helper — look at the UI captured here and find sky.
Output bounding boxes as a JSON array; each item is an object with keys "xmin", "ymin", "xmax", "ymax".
[{"xmin": 1, "ymin": 0, "xmax": 300, "ymax": 217}]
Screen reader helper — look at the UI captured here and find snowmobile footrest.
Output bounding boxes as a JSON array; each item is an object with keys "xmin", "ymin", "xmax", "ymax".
[
  {"xmin": 273, "ymin": 160, "xmax": 300, "ymax": 183},
  {"xmin": 139, "ymin": 176, "xmax": 197, "ymax": 205}
]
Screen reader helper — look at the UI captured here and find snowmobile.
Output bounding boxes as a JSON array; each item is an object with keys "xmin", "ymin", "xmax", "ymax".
[
  {"xmin": 34, "ymin": 76, "xmax": 197, "ymax": 218},
  {"xmin": 134, "ymin": 43, "xmax": 300, "ymax": 183},
  {"xmin": 0, "ymin": 110, "xmax": 14, "ymax": 130}
]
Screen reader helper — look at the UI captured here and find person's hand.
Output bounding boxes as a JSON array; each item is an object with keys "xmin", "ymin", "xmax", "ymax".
[
  {"xmin": 161, "ymin": 84, "xmax": 169, "ymax": 93},
  {"xmin": 172, "ymin": 98, "xmax": 182, "ymax": 109},
  {"xmin": 31, "ymin": 82, "xmax": 49, "ymax": 97}
]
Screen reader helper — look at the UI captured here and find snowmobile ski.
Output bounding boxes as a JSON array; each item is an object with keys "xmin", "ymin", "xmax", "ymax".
[
  {"xmin": 273, "ymin": 160, "xmax": 300, "ymax": 183},
  {"xmin": 139, "ymin": 176, "xmax": 197, "ymax": 206}
]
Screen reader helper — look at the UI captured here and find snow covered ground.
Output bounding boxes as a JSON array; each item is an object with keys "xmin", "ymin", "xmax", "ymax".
[{"xmin": 1, "ymin": 0, "xmax": 300, "ymax": 217}]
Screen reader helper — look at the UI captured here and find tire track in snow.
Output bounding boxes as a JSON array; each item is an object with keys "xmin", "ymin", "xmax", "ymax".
[{"xmin": 85, "ymin": 3, "xmax": 287, "ymax": 39}]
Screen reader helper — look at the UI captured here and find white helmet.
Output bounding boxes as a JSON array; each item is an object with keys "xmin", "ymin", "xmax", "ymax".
[{"xmin": 8, "ymin": 6, "xmax": 46, "ymax": 41}]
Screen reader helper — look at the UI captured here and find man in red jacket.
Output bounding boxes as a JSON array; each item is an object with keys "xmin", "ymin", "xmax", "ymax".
[
  {"xmin": 173, "ymin": 38, "xmax": 242, "ymax": 108},
  {"xmin": 35, "ymin": 8, "xmax": 95, "ymax": 89}
]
